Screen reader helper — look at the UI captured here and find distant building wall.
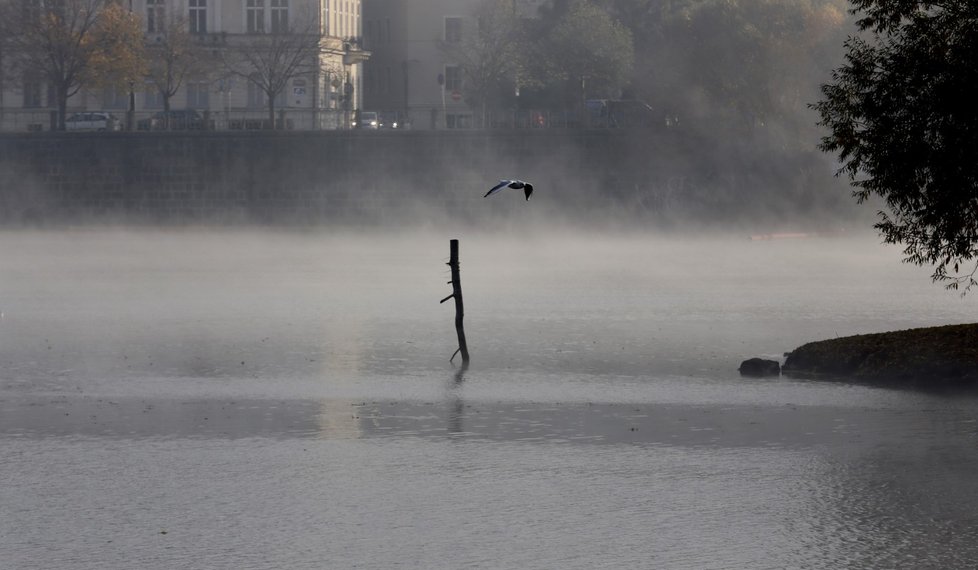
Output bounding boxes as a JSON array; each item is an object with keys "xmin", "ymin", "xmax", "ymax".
[
  {"xmin": 363, "ymin": 0, "xmax": 547, "ymax": 130},
  {"xmin": 0, "ymin": 0, "xmax": 367, "ymax": 132},
  {"xmin": 363, "ymin": 0, "xmax": 481, "ymax": 130}
]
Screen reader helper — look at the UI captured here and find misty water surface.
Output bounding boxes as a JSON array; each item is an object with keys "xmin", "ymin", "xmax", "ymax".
[{"xmin": 2, "ymin": 228, "xmax": 977, "ymax": 569}]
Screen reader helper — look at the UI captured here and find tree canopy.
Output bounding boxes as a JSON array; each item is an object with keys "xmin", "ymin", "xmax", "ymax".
[
  {"xmin": 540, "ymin": 0, "xmax": 634, "ymax": 103},
  {"xmin": 441, "ymin": 0, "xmax": 849, "ymax": 136},
  {"xmin": 446, "ymin": 0, "xmax": 634, "ymax": 117},
  {"xmin": 603, "ymin": 0, "xmax": 849, "ymax": 136},
  {"xmin": 221, "ymin": 11, "xmax": 324, "ymax": 130},
  {"xmin": 438, "ymin": 0, "xmax": 523, "ymax": 127},
  {"xmin": 145, "ymin": 14, "xmax": 210, "ymax": 114},
  {"xmin": 6, "ymin": 0, "xmax": 144, "ymax": 130},
  {"xmin": 814, "ymin": 0, "xmax": 978, "ymax": 291}
]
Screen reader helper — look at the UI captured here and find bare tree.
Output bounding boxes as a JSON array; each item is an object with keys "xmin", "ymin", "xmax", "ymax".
[
  {"xmin": 439, "ymin": 0, "xmax": 524, "ymax": 127},
  {"xmin": 145, "ymin": 13, "xmax": 211, "ymax": 114},
  {"xmin": 7, "ymin": 0, "xmax": 145, "ymax": 130},
  {"xmin": 221, "ymin": 12, "xmax": 323, "ymax": 130}
]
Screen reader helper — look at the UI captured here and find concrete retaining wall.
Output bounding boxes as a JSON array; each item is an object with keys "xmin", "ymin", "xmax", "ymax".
[{"xmin": 0, "ymin": 129, "xmax": 843, "ymax": 226}]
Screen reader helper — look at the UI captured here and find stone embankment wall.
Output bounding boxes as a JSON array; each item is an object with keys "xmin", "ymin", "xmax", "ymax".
[
  {"xmin": 0, "ymin": 130, "xmax": 663, "ymax": 225},
  {"xmin": 0, "ymin": 129, "xmax": 840, "ymax": 226}
]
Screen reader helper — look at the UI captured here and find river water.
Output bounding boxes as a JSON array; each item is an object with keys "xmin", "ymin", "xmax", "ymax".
[{"xmin": 2, "ymin": 228, "xmax": 977, "ymax": 569}]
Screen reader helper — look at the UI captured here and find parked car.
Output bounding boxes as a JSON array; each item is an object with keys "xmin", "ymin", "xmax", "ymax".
[
  {"xmin": 137, "ymin": 109, "xmax": 206, "ymax": 131},
  {"xmin": 352, "ymin": 110, "xmax": 379, "ymax": 129},
  {"xmin": 65, "ymin": 112, "xmax": 121, "ymax": 132},
  {"xmin": 378, "ymin": 111, "xmax": 403, "ymax": 129}
]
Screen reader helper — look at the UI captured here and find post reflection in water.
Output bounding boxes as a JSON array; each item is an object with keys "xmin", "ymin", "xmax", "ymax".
[{"xmin": 447, "ymin": 362, "xmax": 470, "ymax": 435}]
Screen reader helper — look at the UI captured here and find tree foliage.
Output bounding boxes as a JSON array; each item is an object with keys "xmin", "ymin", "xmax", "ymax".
[
  {"xmin": 541, "ymin": 0, "xmax": 634, "ymax": 101},
  {"xmin": 441, "ymin": 0, "xmax": 634, "ymax": 117},
  {"xmin": 605, "ymin": 0, "xmax": 849, "ymax": 135},
  {"xmin": 439, "ymin": 0, "xmax": 523, "ymax": 127},
  {"xmin": 814, "ymin": 0, "xmax": 978, "ymax": 291},
  {"xmin": 6, "ymin": 0, "xmax": 144, "ymax": 130},
  {"xmin": 519, "ymin": 0, "xmax": 633, "ymax": 110},
  {"xmin": 91, "ymin": 2, "xmax": 146, "ymax": 89},
  {"xmin": 445, "ymin": 0, "xmax": 847, "ymax": 133}
]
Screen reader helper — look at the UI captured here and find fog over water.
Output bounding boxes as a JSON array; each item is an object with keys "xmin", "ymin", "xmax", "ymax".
[
  {"xmin": 2, "ymin": 227, "xmax": 978, "ymax": 569},
  {"xmin": 3, "ymin": 0, "xmax": 973, "ymax": 564},
  {"xmin": 1, "ymin": 226, "xmax": 969, "ymax": 398}
]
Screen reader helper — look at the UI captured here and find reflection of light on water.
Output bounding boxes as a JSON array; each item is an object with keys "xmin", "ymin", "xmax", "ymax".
[
  {"xmin": 316, "ymin": 316, "xmax": 367, "ymax": 380},
  {"xmin": 316, "ymin": 398, "xmax": 364, "ymax": 439},
  {"xmin": 316, "ymin": 318, "xmax": 367, "ymax": 439}
]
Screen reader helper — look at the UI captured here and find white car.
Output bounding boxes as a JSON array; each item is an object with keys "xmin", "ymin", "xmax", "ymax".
[{"xmin": 65, "ymin": 112, "xmax": 121, "ymax": 131}]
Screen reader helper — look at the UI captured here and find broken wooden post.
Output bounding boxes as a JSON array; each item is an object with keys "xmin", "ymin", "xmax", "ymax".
[{"xmin": 440, "ymin": 238, "xmax": 470, "ymax": 364}]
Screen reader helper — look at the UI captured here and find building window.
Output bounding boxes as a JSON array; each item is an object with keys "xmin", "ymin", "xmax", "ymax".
[
  {"xmin": 270, "ymin": 0, "xmax": 288, "ymax": 33},
  {"xmin": 189, "ymin": 0, "xmax": 206, "ymax": 34},
  {"xmin": 187, "ymin": 81, "xmax": 210, "ymax": 108},
  {"xmin": 146, "ymin": 0, "xmax": 165, "ymax": 33},
  {"xmin": 445, "ymin": 17, "xmax": 462, "ymax": 43},
  {"xmin": 444, "ymin": 65, "xmax": 462, "ymax": 91},
  {"xmin": 101, "ymin": 84, "xmax": 129, "ymax": 110},
  {"xmin": 23, "ymin": 0, "xmax": 42, "ymax": 23},
  {"xmin": 22, "ymin": 79, "xmax": 43, "ymax": 108},
  {"xmin": 144, "ymin": 85, "xmax": 164, "ymax": 109},
  {"xmin": 246, "ymin": 0, "xmax": 264, "ymax": 33},
  {"xmin": 446, "ymin": 114, "xmax": 471, "ymax": 129},
  {"xmin": 247, "ymin": 77, "xmax": 265, "ymax": 108}
]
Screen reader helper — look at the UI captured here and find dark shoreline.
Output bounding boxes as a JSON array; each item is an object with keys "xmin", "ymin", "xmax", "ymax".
[{"xmin": 782, "ymin": 323, "xmax": 978, "ymax": 389}]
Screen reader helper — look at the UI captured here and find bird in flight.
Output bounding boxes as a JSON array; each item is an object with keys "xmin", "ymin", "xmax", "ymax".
[{"xmin": 484, "ymin": 179, "xmax": 534, "ymax": 201}]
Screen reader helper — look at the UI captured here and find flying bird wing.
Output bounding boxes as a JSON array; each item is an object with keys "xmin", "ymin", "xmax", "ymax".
[{"xmin": 484, "ymin": 180, "xmax": 512, "ymax": 198}]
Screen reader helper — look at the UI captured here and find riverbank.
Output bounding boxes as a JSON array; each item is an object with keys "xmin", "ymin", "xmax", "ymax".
[{"xmin": 782, "ymin": 323, "xmax": 978, "ymax": 388}]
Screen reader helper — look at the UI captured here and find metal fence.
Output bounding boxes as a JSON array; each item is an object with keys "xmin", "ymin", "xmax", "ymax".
[
  {"xmin": 1, "ymin": 105, "xmax": 665, "ymax": 133},
  {"xmin": 0, "ymin": 108, "xmax": 353, "ymax": 133}
]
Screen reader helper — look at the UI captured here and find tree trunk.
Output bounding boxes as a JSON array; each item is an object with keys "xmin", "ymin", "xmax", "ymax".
[
  {"xmin": 57, "ymin": 89, "xmax": 68, "ymax": 131},
  {"xmin": 126, "ymin": 86, "xmax": 135, "ymax": 131},
  {"xmin": 267, "ymin": 97, "xmax": 276, "ymax": 130}
]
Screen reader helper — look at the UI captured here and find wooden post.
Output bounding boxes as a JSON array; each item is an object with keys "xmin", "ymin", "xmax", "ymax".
[{"xmin": 440, "ymin": 239, "xmax": 470, "ymax": 363}]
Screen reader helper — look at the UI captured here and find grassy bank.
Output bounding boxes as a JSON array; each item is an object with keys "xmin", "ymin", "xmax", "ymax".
[{"xmin": 782, "ymin": 323, "xmax": 978, "ymax": 388}]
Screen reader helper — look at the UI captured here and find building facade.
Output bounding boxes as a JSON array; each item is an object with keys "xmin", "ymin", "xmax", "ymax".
[
  {"xmin": 0, "ymin": 0, "xmax": 369, "ymax": 131},
  {"xmin": 361, "ymin": 0, "xmax": 542, "ymax": 130}
]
